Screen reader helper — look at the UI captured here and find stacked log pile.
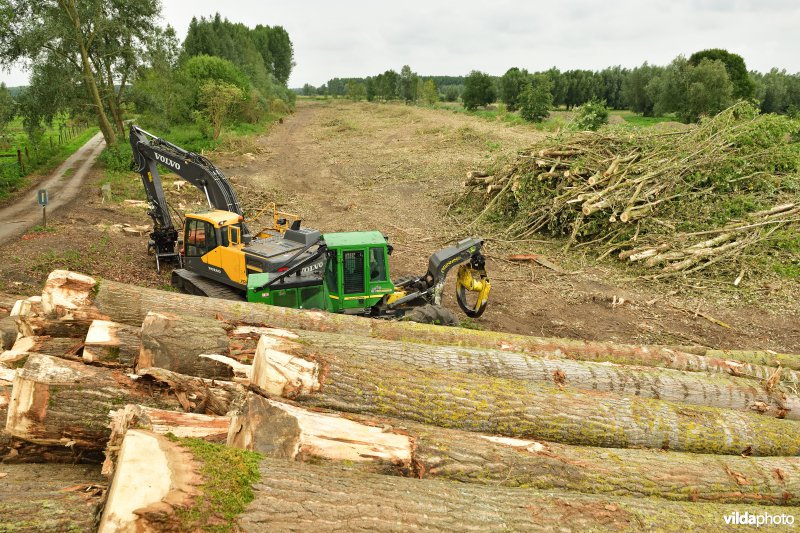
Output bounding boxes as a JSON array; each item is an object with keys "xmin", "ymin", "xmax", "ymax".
[{"xmin": 2, "ymin": 270, "xmax": 800, "ymax": 531}]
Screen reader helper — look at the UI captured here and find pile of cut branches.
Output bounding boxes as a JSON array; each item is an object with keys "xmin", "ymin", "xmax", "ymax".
[{"xmin": 466, "ymin": 102, "xmax": 800, "ymax": 278}]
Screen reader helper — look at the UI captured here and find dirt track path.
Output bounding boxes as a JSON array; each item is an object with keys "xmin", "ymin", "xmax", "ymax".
[{"xmin": 0, "ymin": 132, "xmax": 105, "ymax": 242}]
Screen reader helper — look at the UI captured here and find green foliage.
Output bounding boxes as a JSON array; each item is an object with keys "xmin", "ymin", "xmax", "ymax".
[
  {"xmin": 181, "ymin": 55, "xmax": 250, "ymax": 94},
  {"xmin": 689, "ymin": 48, "xmax": 754, "ymax": 99},
  {"xmin": 0, "ymin": 83, "xmax": 14, "ymax": 133},
  {"xmin": 170, "ymin": 436, "xmax": 261, "ymax": 532},
  {"xmin": 500, "ymin": 67, "xmax": 529, "ymax": 112},
  {"xmin": 622, "ymin": 62, "xmax": 662, "ymax": 116},
  {"xmin": 519, "ymin": 75, "xmax": 553, "ymax": 123},
  {"xmin": 571, "ymin": 99, "xmax": 609, "ymax": 131},
  {"xmin": 197, "ymin": 80, "xmax": 245, "ymax": 140},
  {"xmin": 399, "ymin": 65, "xmax": 419, "ymax": 103},
  {"xmin": 98, "ymin": 141, "xmax": 134, "ymax": 173},
  {"xmin": 346, "ymin": 80, "xmax": 367, "ymax": 101},
  {"xmin": 652, "ymin": 56, "xmax": 734, "ymax": 123},
  {"xmin": 443, "ymin": 86, "xmax": 460, "ymax": 102},
  {"xmin": 422, "ymin": 79, "xmax": 439, "ymax": 105},
  {"xmin": 462, "ymin": 71, "xmax": 496, "ymax": 111}
]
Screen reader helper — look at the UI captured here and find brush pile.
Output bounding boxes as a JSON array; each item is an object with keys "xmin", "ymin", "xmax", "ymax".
[{"xmin": 467, "ymin": 102, "xmax": 800, "ymax": 278}]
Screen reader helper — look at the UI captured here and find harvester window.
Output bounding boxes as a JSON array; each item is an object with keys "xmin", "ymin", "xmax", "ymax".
[
  {"xmin": 343, "ymin": 250, "xmax": 365, "ymax": 294},
  {"xmin": 369, "ymin": 247, "xmax": 387, "ymax": 281},
  {"xmin": 185, "ymin": 220, "xmax": 216, "ymax": 257},
  {"xmin": 325, "ymin": 253, "xmax": 338, "ymax": 294}
]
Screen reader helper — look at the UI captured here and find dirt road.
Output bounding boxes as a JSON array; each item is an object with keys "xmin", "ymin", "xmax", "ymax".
[{"xmin": 0, "ymin": 132, "xmax": 105, "ymax": 242}]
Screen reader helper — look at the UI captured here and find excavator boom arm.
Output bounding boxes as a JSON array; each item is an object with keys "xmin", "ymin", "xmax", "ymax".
[{"xmin": 129, "ymin": 125, "xmax": 250, "ymax": 240}]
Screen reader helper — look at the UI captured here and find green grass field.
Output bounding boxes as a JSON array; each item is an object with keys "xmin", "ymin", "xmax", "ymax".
[{"xmin": 0, "ymin": 116, "xmax": 99, "ymax": 201}]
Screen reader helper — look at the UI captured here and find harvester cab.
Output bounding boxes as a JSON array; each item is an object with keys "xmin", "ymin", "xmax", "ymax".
[{"xmin": 246, "ymin": 233, "xmax": 491, "ymax": 322}]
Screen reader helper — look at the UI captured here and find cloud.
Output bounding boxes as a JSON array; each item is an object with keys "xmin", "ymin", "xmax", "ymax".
[{"xmin": 2, "ymin": 0, "xmax": 799, "ymax": 87}]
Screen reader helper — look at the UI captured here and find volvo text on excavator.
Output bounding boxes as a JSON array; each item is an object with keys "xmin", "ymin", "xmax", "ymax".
[{"xmin": 129, "ymin": 124, "xmax": 490, "ymax": 324}]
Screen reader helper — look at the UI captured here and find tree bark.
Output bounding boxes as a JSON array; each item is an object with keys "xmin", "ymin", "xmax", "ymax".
[
  {"xmin": 0, "ymin": 463, "xmax": 106, "ymax": 532},
  {"xmin": 60, "ymin": 0, "xmax": 117, "ymax": 145},
  {"xmin": 11, "ymin": 296, "xmax": 89, "ymax": 338},
  {"xmin": 0, "ymin": 316, "xmax": 16, "ymax": 350},
  {"xmin": 288, "ymin": 330, "xmax": 800, "ymax": 420},
  {"xmin": 139, "ymin": 311, "xmax": 234, "ymax": 379},
  {"xmin": 237, "ymin": 458, "xmax": 799, "ymax": 532},
  {"xmin": 83, "ymin": 320, "xmax": 140, "ymax": 367},
  {"xmin": 249, "ymin": 335, "xmax": 800, "ymax": 456},
  {"xmin": 2, "ymin": 336, "xmax": 83, "ymax": 363},
  {"xmin": 104, "ymin": 404, "xmax": 230, "ymax": 476},
  {"xmin": 6, "ymin": 354, "xmax": 178, "ymax": 451},
  {"xmin": 230, "ymin": 393, "xmax": 800, "ymax": 506},
  {"xmin": 75, "ymin": 275, "xmax": 799, "ymax": 383}
]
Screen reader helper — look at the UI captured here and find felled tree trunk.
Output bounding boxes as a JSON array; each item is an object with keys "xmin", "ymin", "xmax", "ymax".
[
  {"xmin": 0, "ymin": 464, "xmax": 106, "ymax": 532},
  {"xmin": 6, "ymin": 354, "xmax": 178, "ymax": 451},
  {"xmin": 139, "ymin": 311, "xmax": 233, "ymax": 379},
  {"xmin": 70, "ymin": 275, "xmax": 798, "ymax": 383},
  {"xmin": 230, "ymin": 393, "xmax": 800, "ymax": 505},
  {"xmin": 99, "ymin": 430, "xmax": 198, "ymax": 533},
  {"xmin": 3, "ymin": 336, "xmax": 83, "ymax": 361},
  {"xmin": 83, "ymin": 320, "xmax": 140, "ymax": 367},
  {"xmin": 104, "ymin": 404, "xmax": 230, "ymax": 476},
  {"xmin": 237, "ymin": 458, "xmax": 798, "ymax": 532},
  {"xmin": 250, "ymin": 335, "xmax": 800, "ymax": 456},
  {"xmin": 11, "ymin": 296, "xmax": 90, "ymax": 339},
  {"xmin": 291, "ymin": 330, "xmax": 800, "ymax": 419}
]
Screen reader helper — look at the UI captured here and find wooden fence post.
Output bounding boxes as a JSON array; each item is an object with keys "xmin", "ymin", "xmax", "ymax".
[{"xmin": 17, "ymin": 149, "xmax": 23, "ymax": 174}]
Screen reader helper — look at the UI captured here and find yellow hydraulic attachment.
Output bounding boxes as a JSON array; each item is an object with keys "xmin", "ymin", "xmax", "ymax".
[{"xmin": 456, "ymin": 263, "xmax": 491, "ymax": 318}]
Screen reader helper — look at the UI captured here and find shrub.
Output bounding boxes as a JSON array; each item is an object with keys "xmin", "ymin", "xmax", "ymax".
[{"xmin": 571, "ymin": 100, "xmax": 609, "ymax": 131}]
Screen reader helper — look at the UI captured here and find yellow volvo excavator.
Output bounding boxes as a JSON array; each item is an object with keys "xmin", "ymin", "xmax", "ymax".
[{"xmin": 130, "ymin": 125, "xmax": 490, "ymax": 324}]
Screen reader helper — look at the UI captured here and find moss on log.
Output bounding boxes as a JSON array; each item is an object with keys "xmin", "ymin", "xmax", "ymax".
[
  {"xmin": 80, "ymin": 276, "xmax": 799, "ymax": 383},
  {"xmin": 237, "ymin": 458, "xmax": 799, "ymax": 532},
  {"xmin": 250, "ymin": 337, "xmax": 800, "ymax": 456},
  {"xmin": 0, "ymin": 463, "xmax": 105, "ymax": 531}
]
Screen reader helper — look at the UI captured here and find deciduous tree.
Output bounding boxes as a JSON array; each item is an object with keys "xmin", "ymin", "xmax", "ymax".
[{"xmin": 462, "ymin": 70, "xmax": 496, "ymax": 110}]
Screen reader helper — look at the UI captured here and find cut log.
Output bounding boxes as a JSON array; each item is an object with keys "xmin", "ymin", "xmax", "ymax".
[
  {"xmin": 238, "ymin": 458, "xmax": 800, "ymax": 532},
  {"xmin": 250, "ymin": 335, "xmax": 800, "ymax": 456},
  {"xmin": 12, "ymin": 295, "xmax": 90, "ymax": 338},
  {"xmin": 229, "ymin": 394, "xmax": 800, "ymax": 505},
  {"xmin": 137, "ymin": 366, "xmax": 246, "ymax": 416},
  {"xmin": 6, "ymin": 354, "xmax": 178, "ymax": 451},
  {"xmin": 83, "ymin": 320, "xmax": 140, "ymax": 367},
  {"xmin": 139, "ymin": 311, "xmax": 233, "ymax": 379},
  {"xmin": 286, "ymin": 330, "xmax": 800, "ymax": 420},
  {"xmin": 228, "ymin": 392, "xmax": 411, "ymax": 462},
  {"xmin": 0, "ymin": 315, "xmax": 16, "ymax": 350},
  {"xmin": 98, "ymin": 430, "xmax": 200, "ymax": 533},
  {"xmin": 104, "ymin": 404, "xmax": 230, "ymax": 476},
  {"xmin": 0, "ymin": 463, "xmax": 105, "ymax": 531},
  {"xmin": 703, "ymin": 349, "xmax": 800, "ymax": 372},
  {"xmin": 71, "ymin": 275, "xmax": 799, "ymax": 383},
  {"xmin": 2, "ymin": 336, "xmax": 83, "ymax": 363}
]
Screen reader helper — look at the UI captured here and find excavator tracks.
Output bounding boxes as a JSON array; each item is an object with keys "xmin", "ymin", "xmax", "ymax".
[{"xmin": 171, "ymin": 269, "xmax": 246, "ymax": 301}]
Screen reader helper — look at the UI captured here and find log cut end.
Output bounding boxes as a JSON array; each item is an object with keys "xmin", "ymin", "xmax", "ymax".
[
  {"xmin": 99, "ymin": 429, "xmax": 201, "ymax": 533},
  {"xmin": 83, "ymin": 319, "xmax": 140, "ymax": 366},
  {"xmin": 251, "ymin": 335, "xmax": 320, "ymax": 397},
  {"xmin": 40, "ymin": 270, "xmax": 97, "ymax": 317},
  {"xmin": 228, "ymin": 392, "xmax": 412, "ymax": 464}
]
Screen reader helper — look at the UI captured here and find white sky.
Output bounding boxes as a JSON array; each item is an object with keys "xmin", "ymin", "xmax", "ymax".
[{"xmin": 2, "ymin": 0, "xmax": 799, "ymax": 87}]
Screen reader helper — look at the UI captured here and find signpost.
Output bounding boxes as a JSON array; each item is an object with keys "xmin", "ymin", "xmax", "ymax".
[{"xmin": 37, "ymin": 189, "xmax": 48, "ymax": 228}]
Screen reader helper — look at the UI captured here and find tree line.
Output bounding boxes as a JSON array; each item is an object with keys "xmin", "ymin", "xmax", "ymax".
[
  {"xmin": 0, "ymin": 3, "xmax": 295, "ymax": 149},
  {"xmin": 303, "ymin": 49, "xmax": 800, "ymax": 123}
]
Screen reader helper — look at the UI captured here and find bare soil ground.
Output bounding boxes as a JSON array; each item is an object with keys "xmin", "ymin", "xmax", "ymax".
[{"xmin": 1, "ymin": 99, "xmax": 798, "ymax": 353}]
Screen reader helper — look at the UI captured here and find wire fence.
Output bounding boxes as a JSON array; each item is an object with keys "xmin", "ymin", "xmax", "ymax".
[{"xmin": 0, "ymin": 121, "xmax": 91, "ymax": 198}]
